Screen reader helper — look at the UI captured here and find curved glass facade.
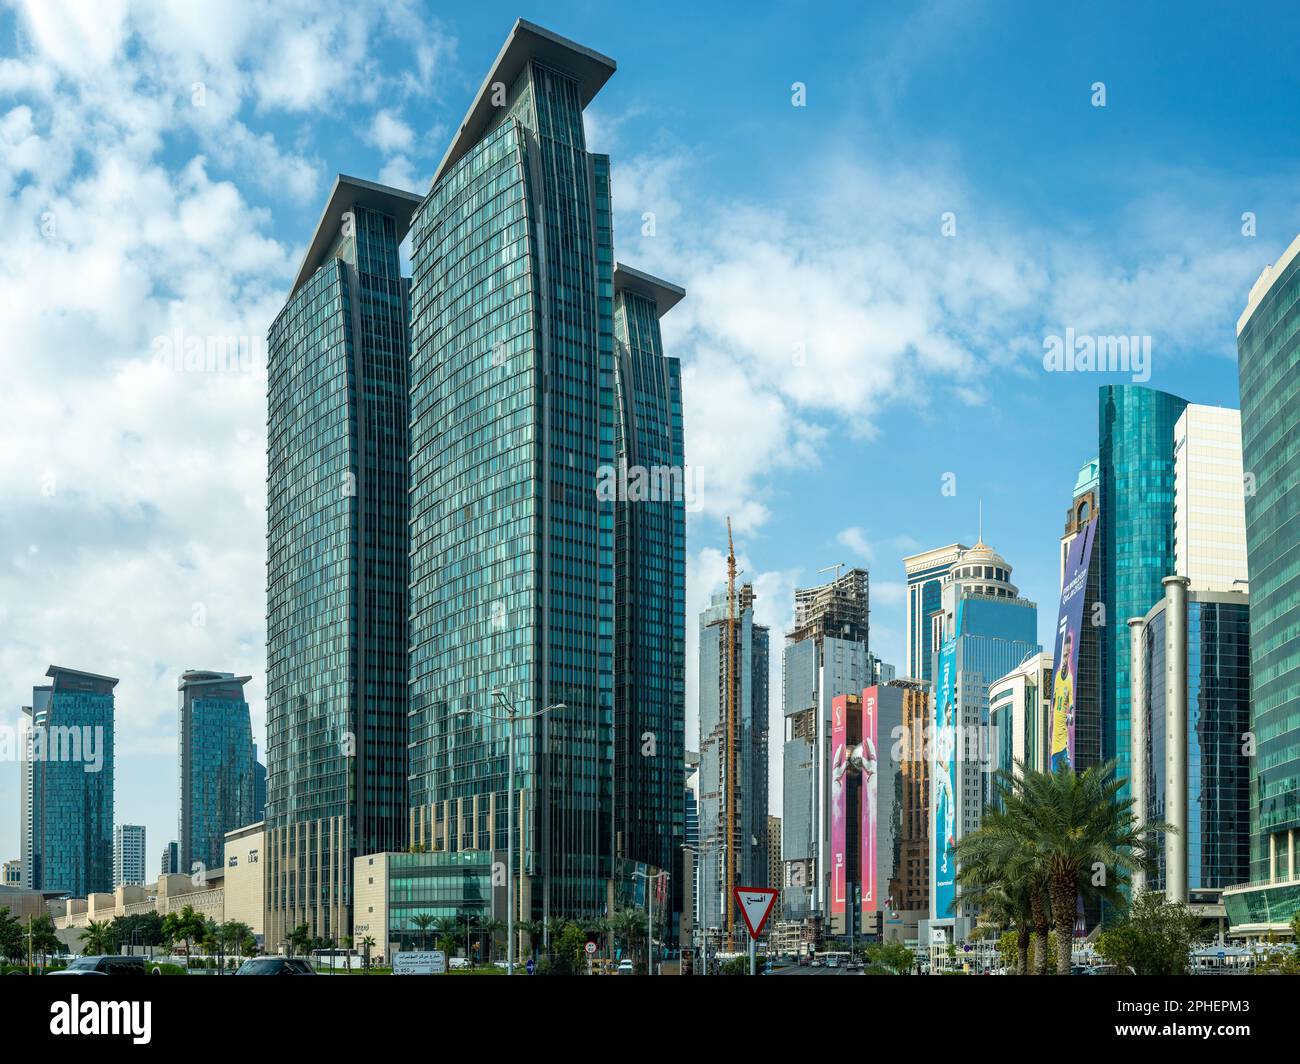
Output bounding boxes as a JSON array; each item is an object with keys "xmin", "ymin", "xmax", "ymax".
[
  {"xmin": 612, "ymin": 282, "xmax": 686, "ymax": 906},
  {"xmin": 266, "ymin": 192, "xmax": 413, "ymax": 945},
  {"xmin": 408, "ymin": 57, "xmax": 615, "ymax": 919},
  {"xmin": 178, "ymin": 672, "xmax": 255, "ymax": 875},
  {"xmin": 1098, "ymin": 384, "xmax": 1188, "ymax": 796},
  {"xmin": 27, "ymin": 668, "xmax": 116, "ymax": 896},
  {"xmin": 1238, "ymin": 241, "xmax": 1300, "ymax": 880}
]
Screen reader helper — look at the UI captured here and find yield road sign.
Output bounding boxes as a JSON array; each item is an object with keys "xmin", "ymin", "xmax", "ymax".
[{"xmin": 732, "ymin": 886, "xmax": 779, "ymax": 940}]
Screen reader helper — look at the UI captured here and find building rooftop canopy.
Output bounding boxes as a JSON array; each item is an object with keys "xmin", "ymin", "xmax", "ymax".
[
  {"xmin": 432, "ymin": 19, "xmax": 616, "ymax": 189},
  {"xmin": 614, "ymin": 262, "xmax": 685, "ymax": 316},
  {"xmin": 45, "ymin": 665, "xmax": 118, "ymax": 687},
  {"xmin": 289, "ymin": 174, "xmax": 423, "ymax": 300}
]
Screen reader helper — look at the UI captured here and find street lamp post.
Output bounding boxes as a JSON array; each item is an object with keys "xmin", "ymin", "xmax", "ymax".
[
  {"xmin": 632, "ymin": 869, "xmax": 670, "ymax": 975},
  {"xmin": 459, "ymin": 692, "xmax": 565, "ymax": 977},
  {"xmin": 681, "ymin": 843, "xmax": 716, "ymax": 975}
]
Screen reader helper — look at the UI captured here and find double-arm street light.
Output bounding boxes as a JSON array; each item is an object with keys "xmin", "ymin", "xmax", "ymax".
[
  {"xmin": 457, "ymin": 690, "xmax": 565, "ymax": 976},
  {"xmin": 681, "ymin": 842, "xmax": 719, "ymax": 975}
]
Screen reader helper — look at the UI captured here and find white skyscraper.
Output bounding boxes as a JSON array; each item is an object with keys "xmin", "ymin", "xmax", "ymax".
[
  {"xmin": 114, "ymin": 824, "xmax": 146, "ymax": 887},
  {"xmin": 1173, "ymin": 405, "xmax": 1249, "ymax": 591}
]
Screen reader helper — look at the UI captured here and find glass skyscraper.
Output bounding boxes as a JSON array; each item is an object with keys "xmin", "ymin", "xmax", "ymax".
[
  {"xmin": 903, "ymin": 543, "xmax": 969, "ymax": 683},
  {"xmin": 1133, "ymin": 587, "xmax": 1251, "ymax": 895},
  {"xmin": 177, "ymin": 670, "xmax": 256, "ymax": 876},
  {"xmin": 265, "ymin": 174, "xmax": 419, "ymax": 947},
  {"xmin": 1098, "ymin": 384, "xmax": 1188, "ymax": 796},
  {"xmin": 25, "ymin": 666, "xmax": 116, "ymax": 896},
  {"xmin": 611, "ymin": 264, "xmax": 687, "ymax": 911},
  {"xmin": 406, "ymin": 20, "xmax": 619, "ymax": 921},
  {"xmin": 1237, "ymin": 231, "xmax": 1300, "ymax": 884}
]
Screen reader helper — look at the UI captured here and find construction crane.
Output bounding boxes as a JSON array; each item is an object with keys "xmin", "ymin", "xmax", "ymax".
[{"xmin": 725, "ymin": 517, "xmax": 737, "ymax": 951}]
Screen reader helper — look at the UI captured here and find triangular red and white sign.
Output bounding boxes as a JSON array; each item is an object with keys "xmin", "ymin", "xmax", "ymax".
[{"xmin": 732, "ymin": 886, "xmax": 779, "ymax": 940}]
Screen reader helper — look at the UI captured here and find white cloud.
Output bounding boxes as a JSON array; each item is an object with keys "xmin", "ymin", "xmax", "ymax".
[
  {"xmin": 0, "ymin": 0, "xmax": 451, "ymax": 866},
  {"xmin": 367, "ymin": 109, "xmax": 415, "ymax": 154},
  {"xmin": 611, "ymin": 146, "xmax": 1264, "ymax": 541}
]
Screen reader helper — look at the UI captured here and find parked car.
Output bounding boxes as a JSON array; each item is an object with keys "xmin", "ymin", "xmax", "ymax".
[
  {"xmin": 49, "ymin": 955, "xmax": 146, "ymax": 976},
  {"xmin": 616, "ymin": 959, "xmax": 635, "ymax": 975},
  {"xmin": 234, "ymin": 957, "xmax": 316, "ymax": 975}
]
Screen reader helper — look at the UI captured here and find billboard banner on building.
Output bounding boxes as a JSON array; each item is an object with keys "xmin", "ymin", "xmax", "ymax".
[
  {"xmin": 860, "ymin": 685, "xmax": 879, "ymax": 917},
  {"xmin": 830, "ymin": 694, "xmax": 848, "ymax": 918},
  {"xmin": 933, "ymin": 639, "xmax": 958, "ymax": 919},
  {"xmin": 1051, "ymin": 516, "xmax": 1097, "ymax": 771}
]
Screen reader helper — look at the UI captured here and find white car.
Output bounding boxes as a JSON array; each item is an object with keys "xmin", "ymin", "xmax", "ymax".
[{"xmin": 616, "ymin": 959, "xmax": 634, "ymax": 975}]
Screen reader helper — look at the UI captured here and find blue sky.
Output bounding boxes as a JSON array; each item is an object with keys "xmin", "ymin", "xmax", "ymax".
[{"xmin": 1, "ymin": 0, "xmax": 1297, "ymax": 863}]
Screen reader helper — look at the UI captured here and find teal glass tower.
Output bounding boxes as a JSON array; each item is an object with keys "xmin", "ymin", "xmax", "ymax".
[
  {"xmin": 1098, "ymin": 384, "xmax": 1188, "ymax": 796},
  {"xmin": 177, "ymin": 670, "xmax": 255, "ymax": 875},
  {"xmin": 1237, "ymin": 234, "xmax": 1300, "ymax": 883},
  {"xmin": 265, "ymin": 175, "xmax": 419, "ymax": 948},
  {"xmin": 612, "ymin": 263, "xmax": 687, "ymax": 913},
  {"xmin": 25, "ymin": 666, "xmax": 117, "ymax": 896},
  {"xmin": 407, "ymin": 21, "xmax": 618, "ymax": 920}
]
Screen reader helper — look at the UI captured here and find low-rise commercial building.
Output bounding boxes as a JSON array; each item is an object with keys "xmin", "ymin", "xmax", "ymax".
[{"xmin": 353, "ymin": 850, "xmax": 506, "ymax": 964}]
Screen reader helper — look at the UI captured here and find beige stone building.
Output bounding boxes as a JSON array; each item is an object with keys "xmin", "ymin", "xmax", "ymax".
[
  {"xmin": 49, "ymin": 821, "xmax": 267, "ymax": 952},
  {"xmin": 222, "ymin": 822, "xmax": 265, "ymax": 936}
]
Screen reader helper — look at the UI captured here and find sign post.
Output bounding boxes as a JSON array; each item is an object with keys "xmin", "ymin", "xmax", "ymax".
[{"xmin": 732, "ymin": 887, "xmax": 779, "ymax": 976}]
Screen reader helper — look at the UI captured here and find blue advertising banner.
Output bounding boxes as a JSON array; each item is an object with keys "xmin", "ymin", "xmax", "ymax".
[
  {"xmin": 1051, "ymin": 517, "xmax": 1097, "ymax": 771},
  {"xmin": 933, "ymin": 632, "xmax": 958, "ymax": 919}
]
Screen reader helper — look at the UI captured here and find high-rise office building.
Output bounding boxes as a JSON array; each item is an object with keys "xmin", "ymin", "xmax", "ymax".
[
  {"xmin": 1058, "ymin": 460, "xmax": 1104, "ymax": 772},
  {"xmin": 927, "ymin": 540, "xmax": 1038, "ymax": 942},
  {"xmin": 1173, "ymin": 405, "xmax": 1249, "ymax": 592},
  {"xmin": 160, "ymin": 841, "xmax": 179, "ymax": 877},
  {"xmin": 18, "ymin": 687, "xmax": 49, "ymax": 890},
  {"xmin": 1236, "ymin": 231, "xmax": 1300, "ymax": 890},
  {"xmin": 781, "ymin": 568, "xmax": 871, "ymax": 922},
  {"xmin": 406, "ymin": 20, "xmax": 620, "ymax": 921},
  {"xmin": 113, "ymin": 824, "xmax": 146, "ymax": 887},
  {"xmin": 178, "ymin": 670, "xmax": 256, "ymax": 875},
  {"xmin": 698, "ymin": 583, "xmax": 770, "ymax": 935},
  {"xmin": 903, "ymin": 544, "xmax": 969, "ymax": 683},
  {"xmin": 25, "ymin": 666, "xmax": 117, "ymax": 896},
  {"xmin": 252, "ymin": 746, "xmax": 267, "ymax": 823},
  {"xmin": 893, "ymin": 680, "xmax": 931, "ymax": 917},
  {"xmin": 1097, "ymin": 384, "xmax": 1189, "ymax": 797},
  {"xmin": 987, "ymin": 651, "xmax": 1055, "ymax": 792},
  {"xmin": 611, "ymin": 263, "xmax": 687, "ymax": 921},
  {"xmin": 1129, "ymin": 578, "xmax": 1251, "ymax": 900},
  {"xmin": 265, "ymin": 174, "xmax": 418, "ymax": 947}
]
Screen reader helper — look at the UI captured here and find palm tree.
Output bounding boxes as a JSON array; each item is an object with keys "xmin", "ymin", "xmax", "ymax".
[
  {"xmin": 80, "ymin": 920, "xmax": 114, "ymax": 956},
  {"xmin": 1015, "ymin": 762, "xmax": 1164, "ymax": 974},
  {"xmin": 284, "ymin": 923, "xmax": 311, "ymax": 959},
  {"xmin": 519, "ymin": 918, "xmax": 544, "ymax": 963},
  {"xmin": 360, "ymin": 935, "xmax": 376, "ymax": 972},
  {"xmin": 411, "ymin": 913, "xmax": 437, "ymax": 951},
  {"xmin": 965, "ymin": 761, "xmax": 1166, "ymax": 975},
  {"xmin": 480, "ymin": 918, "xmax": 505, "ymax": 962},
  {"xmin": 957, "ymin": 805, "xmax": 1052, "ymax": 974},
  {"xmin": 609, "ymin": 908, "xmax": 643, "ymax": 971}
]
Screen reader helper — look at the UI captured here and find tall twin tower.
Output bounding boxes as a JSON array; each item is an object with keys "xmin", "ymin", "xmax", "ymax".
[{"xmin": 264, "ymin": 21, "xmax": 686, "ymax": 948}]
